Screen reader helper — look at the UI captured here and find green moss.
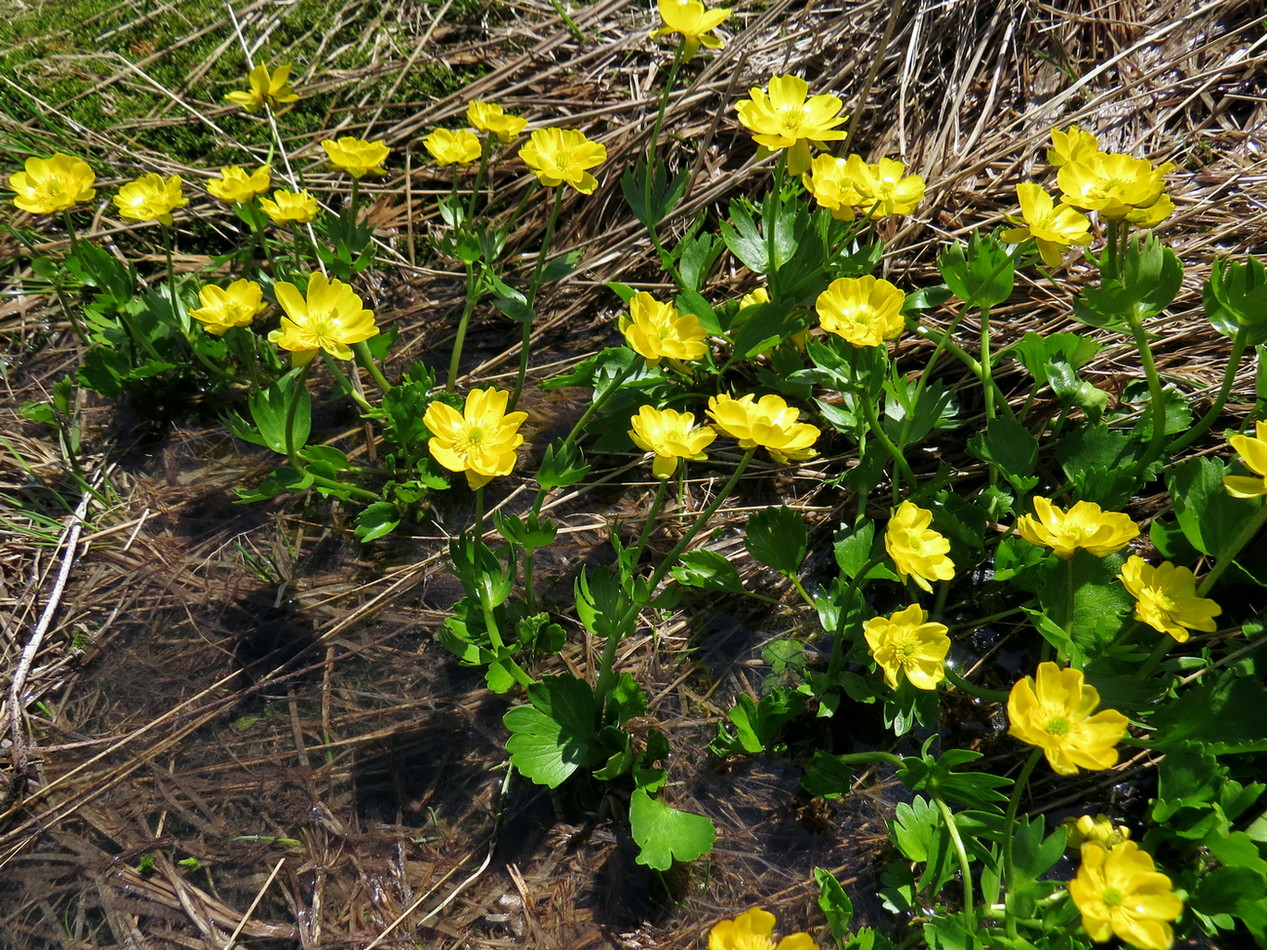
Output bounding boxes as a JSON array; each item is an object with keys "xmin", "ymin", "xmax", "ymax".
[{"xmin": 0, "ymin": 0, "xmax": 486, "ymax": 168}]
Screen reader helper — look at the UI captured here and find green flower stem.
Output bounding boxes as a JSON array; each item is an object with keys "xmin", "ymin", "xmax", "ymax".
[
  {"xmin": 1003, "ymin": 749, "xmax": 1043, "ymax": 940},
  {"xmin": 1104, "ymin": 220, "xmax": 1121, "ymax": 282},
  {"xmin": 942, "ymin": 665, "xmax": 1010, "ymax": 703},
  {"xmin": 349, "ymin": 176, "xmax": 361, "ymax": 226},
  {"xmin": 766, "ymin": 154, "xmax": 787, "ymax": 289},
  {"xmin": 353, "ymin": 340, "xmax": 392, "ymax": 393},
  {"xmin": 446, "ymin": 262, "xmax": 481, "ymax": 392},
  {"xmin": 1136, "ymin": 633, "xmax": 1177, "ymax": 679},
  {"xmin": 160, "ymin": 223, "xmax": 183, "ymax": 328},
  {"xmin": 228, "ymin": 327, "xmax": 262, "ymax": 391},
  {"xmin": 642, "ymin": 42, "xmax": 685, "ymax": 275},
  {"xmin": 790, "ymin": 575, "xmax": 817, "ymax": 612},
  {"xmin": 283, "ymin": 364, "xmax": 311, "ymax": 469},
  {"xmin": 833, "ymin": 750, "xmax": 904, "ymax": 769},
  {"xmin": 827, "ymin": 554, "xmax": 886, "ymax": 677},
  {"xmin": 594, "ymin": 450, "xmax": 755, "ymax": 711},
  {"xmin": 1126, "ymin": 309, "xmax": 1169, "ymax": 479},
  {"xmin": 467, "ymin": 141, "xmax": 491, "ymax": 219},
  {"xmin": 510, "ymin": 187, "xmax": 564, "ymax": 411},
  {"xmin": 471, "ymin": 535, "xmax": 534, "ymax": 688},
  {"xmin": 979, "ymin": 305, "xmax": 996, "ymax": 424},
  {"xmin": 1198, "ymin": 502, "xmax": 1267, "ymax": 596},
  {"xmin": 911, "ymin": 320, "xmax": 1016, "ymax": 421},
  {"xmin": 554, "ymin": 357, "xmax": 640, "ymax": 460},
  {"xmin": 629, "ymin": 477, "xmax": 670, "ymax": 572},
  {"xmin": 855, "ymin": 387, "xmax": 917, "ymax": 493},
  {"xmin": 1168, "ymin": 327, "xmax": 1249, "ymax": 455},
  {"xmin": 932, "ymin": 795, "xmax": 976, "ymax": 933},
  {"xmin": 321, "ymin": 352, "xmax": 375, "ymax": 413}
]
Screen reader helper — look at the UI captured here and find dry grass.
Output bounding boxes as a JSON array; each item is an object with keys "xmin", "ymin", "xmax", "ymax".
[{"xmin": 1, "ymin": 0, "xmax": 1264, "ymax": 946}]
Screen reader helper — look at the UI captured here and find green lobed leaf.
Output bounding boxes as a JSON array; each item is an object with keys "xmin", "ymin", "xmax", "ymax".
[
  {"xmin": 628, "ymin": 788, "xmax": 716, "ymax": 870},
  {"xmin": 1168, "ymin": 455, "xmax": 1260, "ymax": 557},
  {"xmin": 744, "ymin": 505, "xmax": 808, "ymax": 577},
  {"xmin": 814, "ymin": 867, "xmax": 854, "ymax": 942},
  {"xmin": 939, "ymin": 230, "xmax": 1015, "ymax": 309},
  {"xmin": 354, "ymin": 502, "xmax": 401, "ymax": 542},
  {"xmin": 504, "ymin": 674, "xmax": 600, "ymax": 788},
  {"xmin": 671, "ymin": 550, "xmax": 748, "ymax": 595}
]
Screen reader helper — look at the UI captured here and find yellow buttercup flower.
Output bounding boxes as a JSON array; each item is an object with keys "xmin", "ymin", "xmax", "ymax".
[
  {"xmin": 113, "ymin": 173, "xmax": 187, "ymax": 226},
  {"xmin": 519, "ymin": 128, "xmax": 607, "ymax": 194},
  {"xmin": 739, "ymin": 286, "xmax": 770, "ymax": 310},
  {"xmin": 815, "ymin": 275, "xmax": 906, "ymax": 347},
  {"xmin": 1224, "ymin": 419, "xmax": 1267, "ymax": 499},
  {"xmin": 1057, "ymin": 152, "xmax": 1173, "ymax": 221},
  {"xmin": 9, "ymin": 153, "xmax": 96, "ymax": 214},
  {"xmin": 423, "ymin": 128, "xmax": 482, "ymax": 166},
  {"xmin": 267, "ymin": 272, "xmax": 378, "ymax": 364},
  {"xmin": 802, "ymin": 154, "xmax": 863, "ymax": 221},
  {"xmin": 863, "ymin": 603, "xmax": 950, "ymax": 691},
  {"xmin": 424, "ymin": 387, "xmax": 529, "ymax": 490},
  {"xmin": 321, "ymin": 137, "xmax": 390, "ymax": 179},
  {"xmin": 885, "ymin": 501, "xmax": 955, "ymax": 593},
  {"xmin": 1124, "ymin": 191, "xmax": 1174, "ymax": 229},
  {"xmin": 189, "ymin": 279, "xmax": 266, "ymax": 336},
  {"xmin": 1063, "ymin": 814, "xmax": 1131, "ymax": 851},
  {"xmin": 1007, "ymin": 662, "xmax": 1129, "ymax": 775},
  {"xmin": 648, "ymin": 0, "xmax": 730, "ymax": 60},
  {"xmin": 1118, "ymin": 556, "xmax": 1221, "ymax": 643},
  {"xmin": 1000, "ymin": 182, "xmax": 1094, "ymax": 267},
  {"xmin": 708, "ymin": 907, "xmax": 814, "ymax": 950},
  {"xmin": 225, "ymin": 63, "xmax": 299, "ymax": 113},
  {"xmin": 619, "ymin": 291, "xmax": 708, "ymax": 365},
  {"xmin": 847, "ymin": 155, "xmax": 925, "ymax": 218},
  {"xmin": 1069, "ymin": 841, "xmax": 1183, "ymax": 950},
  {"xmin": 467, "ymin": 101, "xmax": 527, "ymax": 142},
  {"xmin": 1016, "ymin": 496, "xmax": 1139, "ymax": 559},
  {"xmin": 259, "ymin": 188, "xmax": 319, "ymax": 225},
  {"xmin": 735, "ymin": 75, "xmax": 847, "ymax": 176},
  {"xmin": 628, "ymin": 405, "xmax": 716, "ymax": 479},
  {"xmin": 207, "ymin": 165, "xmax": 271, "ymax": 205},
  {"xmin": 1047, "ymin": 125, "xmax": 1100, "ymax": 167},
  {"xmin": 706, "ymin": 392, "xmax": 819, "ymax": 463}
]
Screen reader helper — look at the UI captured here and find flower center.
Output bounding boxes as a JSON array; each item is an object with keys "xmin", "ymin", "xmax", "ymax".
[
  {"xmin": 778, "ymin": 105, "xmax": 805, "ymax": 132},
  {"xmin": 893, "ymin": 630, "xmax": 920, "ymax": 664},
  {"xmin": 1045, "ymin": 716, "xmax": 1070, "ymax": 737},
  {"xmin": 1102, "ymin": 887, "xmax": 1124, "ymax": 908},
  {"xmin": 466, "ymin": 425, "xmax": 485, "ymax": 446}
]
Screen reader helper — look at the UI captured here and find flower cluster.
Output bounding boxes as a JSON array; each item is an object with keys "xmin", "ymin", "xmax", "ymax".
[
  {"xmin": 268, "ymin": 273, "xmax": 379, "ymax": 364},
  {"xmin": 1070, "ymin": 840, "xmax": 1183, "ymax": 950},
  {"xmin": 225, "ymin": 63, "xmax": 299, "ymax": 113},
  {"xmin": 803, "ymin": 154, "xmax": 925, "ymax": 220},
  {"xmin": 322, "ymin": 137, "xmax": 390, "ymax": 178},
  {"xmin": 885, "ymin": 501, "xmax": 955, "ymax": 593},
  {"xmin": 189, "ymin": 279, "xmax": 266, "ymax": 336},
  {"xmin": 815, "ymin": 275, "xmax": 906, "ymax": 347},
  {"xmin": 1007, "ymin": 662, "xmax": 1128, "ymax": 775},
  {"xmin": 619, "ymin": 292, "xmax": 708, "ymax": 366},
  {"xmin": 1118, "ymin": 556, "xmax": 1221, "ymax": 643},
  {"xmin": 9, "ymin": 152, "xmax": 96, "ymax": 214},
  {"xmin": 629, "ymin": 405, "xmax": 716, "ymax": 478},
  {"xmin": 424, "ymin": 388, "xmax": 528, "ymax": 489},
  {"xmin": 1016, "ymin": 496, "xmax": 1138, "ymax": 559},
  {"xmin": 207, "ymin": 165, "xmax": 272, "ymax": 205},
  {"xmin": 736, "ymin": 75, "xmax": 846, "ymax": 175},
  {"xmin": 649, "ymin": 0, "xmax": 730, "ymax": 60},
  {"xmin": 519, "ymin": 127, "xmax": 607, "ymax": 194},
  {"xmin": 708, "ymin": 908, "xmax": 813, "ymax": 950},
  {"xmin": 707, "ymin": 392, "xmax": 820, "ymax": 463},
  {"xmin": 863, "ymin": 603, "xmax": 950, "ymax": 691},
  {"xmin": 114, "ymin": 173, "xmax": 187, "ymax": 226}
]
